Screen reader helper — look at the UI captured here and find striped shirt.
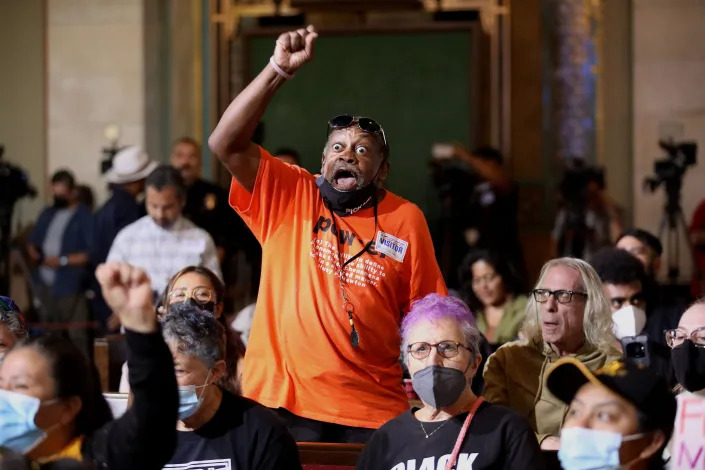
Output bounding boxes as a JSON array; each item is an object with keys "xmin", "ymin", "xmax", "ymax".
[{"xmin": 107, "ymin": 215, "xmax": 221, "ymax": 295}]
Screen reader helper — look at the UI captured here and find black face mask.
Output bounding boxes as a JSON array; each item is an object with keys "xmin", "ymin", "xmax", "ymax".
[
  {"xmin": 53, "ymin": 196, "xmax": 69, "ymax": 208},
  {"xmin": 672, "ymin": 339, "xmax": 705, "ymax": 392},
  {"xmin": 316, "ymin": 175, "xmax": 377, "ymax": 217},
  {"xmin": 170, "ymin": 297, "xmax": 217, "ymax": 315}
]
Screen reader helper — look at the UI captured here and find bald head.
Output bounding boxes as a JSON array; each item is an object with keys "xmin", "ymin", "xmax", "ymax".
[{"xmin": 679, "ymin": 302, "xmax": 705, "ymax": 332}]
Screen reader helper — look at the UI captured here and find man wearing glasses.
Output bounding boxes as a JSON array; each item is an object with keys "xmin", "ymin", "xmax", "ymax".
[
  {"xmin": 483, "ymin": 258, "xmax": 621, "ymax": 450},
  {"xmin": 208, "ymin": 26, "xmax": 446, "ymax": 443}
]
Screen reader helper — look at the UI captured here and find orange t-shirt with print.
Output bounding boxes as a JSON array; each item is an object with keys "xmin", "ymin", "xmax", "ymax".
[{"xmin": 229, "ymin": 147, "xmax": 447, "ymax": 428}]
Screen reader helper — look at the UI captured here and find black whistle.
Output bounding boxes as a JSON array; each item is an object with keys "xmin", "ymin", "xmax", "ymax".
[{"xmin": 350, "ymin": 330, "xmax": 360, "ymax": 348}]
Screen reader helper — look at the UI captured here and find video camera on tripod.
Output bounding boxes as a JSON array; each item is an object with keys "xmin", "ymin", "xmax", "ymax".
[
  {"xmin": 643, "ymin": 136, "xmax": 699, "ymax": 283},
  {"xmin": 643, "ymin": 140, "xmax": 697, "ymax": 198}
]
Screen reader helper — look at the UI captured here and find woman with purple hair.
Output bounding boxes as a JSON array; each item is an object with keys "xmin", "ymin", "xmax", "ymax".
[{"xmin": 356, "ymin": 293, "xmax": 544, "ymax": 470}]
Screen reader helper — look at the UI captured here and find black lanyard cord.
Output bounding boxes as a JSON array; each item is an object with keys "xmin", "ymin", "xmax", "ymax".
[{"xmin": 325, "ymin": 196, "xmax": 378, "ymax": 348}]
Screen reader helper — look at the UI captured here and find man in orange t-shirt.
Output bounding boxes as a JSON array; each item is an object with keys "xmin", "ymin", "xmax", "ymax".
[{"xmin": 208, "ymin": 26, "xmax": 447, "ymax": 443}]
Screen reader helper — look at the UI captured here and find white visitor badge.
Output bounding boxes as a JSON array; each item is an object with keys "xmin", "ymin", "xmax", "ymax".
[{"xmin": 375, "ymin": 231, "xmax": 409, "ymax": 263}]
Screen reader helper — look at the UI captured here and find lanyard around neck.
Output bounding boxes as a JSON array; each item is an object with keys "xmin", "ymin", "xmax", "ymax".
[{"xmin": 326, "ymin": 198, "xmax": 378, "ymax": 349}]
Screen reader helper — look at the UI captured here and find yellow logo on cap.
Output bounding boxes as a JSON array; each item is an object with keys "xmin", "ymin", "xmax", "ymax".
[{"xmin": 597, "ymin": 361, "xmax": 627, "ymax": 377}]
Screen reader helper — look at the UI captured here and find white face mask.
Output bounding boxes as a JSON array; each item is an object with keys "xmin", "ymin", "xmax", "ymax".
[
  {"xmin": 612, "ymin": 305, "xmax": 647, "ymax": 339},
  {"xmin": 558, "ymin": 427, "xmax": 646, "ymax": 470}
]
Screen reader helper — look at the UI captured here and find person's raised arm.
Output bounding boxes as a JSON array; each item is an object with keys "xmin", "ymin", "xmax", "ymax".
[
  {"xmin": 95, "ymin": 262, "xmax": 178, "ymax": 469},
  {"xmin": 208, "ymin": 26, "xmax": 318, "ymax": 192},
  {"xmin": 95, "ymin": 262, "xmax": 157, "ymax": 334}
]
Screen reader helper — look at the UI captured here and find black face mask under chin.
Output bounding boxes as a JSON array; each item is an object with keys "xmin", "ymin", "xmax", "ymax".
[{"xmin": 316, "ymin": 175, "xmax": 377, "ymax": 216}]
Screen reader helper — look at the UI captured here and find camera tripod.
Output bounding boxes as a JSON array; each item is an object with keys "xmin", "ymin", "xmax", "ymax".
[{"xmin": 657, "ymin": 195, "xmax": 704, "ymax": 291}]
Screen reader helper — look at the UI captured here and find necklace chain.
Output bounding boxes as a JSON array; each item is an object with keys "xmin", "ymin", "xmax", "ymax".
[{"xmin": 419, "ymin": 418, "xmax": 451, "ymax": 439}]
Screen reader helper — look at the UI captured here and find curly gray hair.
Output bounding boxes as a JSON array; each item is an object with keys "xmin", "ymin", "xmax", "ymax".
[
  {"xmin": 0, "ymin": 310, "xmax": 28, "ymax": 342},
  {"xmin": 161, "ymin": 303, "xmax": 225, "ymax": 369}
]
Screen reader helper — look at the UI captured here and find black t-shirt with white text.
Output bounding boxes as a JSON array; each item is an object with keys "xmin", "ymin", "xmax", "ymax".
[
  {"xmin": 164, "ymin": 391, "xmax": 301, "ymax": 470},
  {"xmin": 356, "ymin": 402, "xmax": 544, "ymax": 470}
]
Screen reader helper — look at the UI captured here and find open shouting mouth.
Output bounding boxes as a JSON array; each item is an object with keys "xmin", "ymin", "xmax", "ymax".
[{"xmin": 332, "ymin": 168, "xmax": 360, "ymax": 191}]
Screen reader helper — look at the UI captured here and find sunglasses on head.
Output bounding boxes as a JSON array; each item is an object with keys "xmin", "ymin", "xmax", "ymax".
[{"xmin": 327, "ymin": 115, "xmax": 388, "ymax": 154}]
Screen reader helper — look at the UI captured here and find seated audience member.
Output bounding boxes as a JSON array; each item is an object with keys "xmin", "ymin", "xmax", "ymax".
[
  {"xmin": 483, "ymin": 258, "xmax": 621, "ymax": 450},
  {"xmin": 106, "ymin": 165, "xmax": 221, "ymax": 305},
  {"xmin": 666, "ymin": 299, "xmax": 705, "ymax": 396},
  {"xmin": 162, "ymin": 266, "xmax": 246, "ymax": 393},
  {"xmin": 161, "ymin": 306, "xmax": 301, "ymax": 470},
  {"xmin": 0, "ymin": 296, "xmax": 28, "ymax": 360},
  {"xmin": 546, "ymin": 358, "xmax": 676, "ymax": 470},
  {"xmin": 590, "ymin": 247, "xmax": 674, "ymax": 384},
  {"xmin": 616, "ymin": 229, "xmax": 662, "ymax": 281},
  {"xmin": 92, "ymin": 146, "xmax": 156, "ymax": 331},
  {"xmin": 616, "ymin": 228, "xmax": 684, "ymax": 344},
  {"xmin": 458, "ymin": 249, "xmax": 527, "ymax": 349},
  {"xmin": 0, "ymin": 262, "xmax": 177, "ymax": 468},
  {"xmin": 356, "ymin": 294, "xmax": 544, "ymax": 470},
  {"xmin": 27, "ymin": 169, "xmax": 94, "ymax": 358},
  {"xmin": 119, "ymin": 266, "xmax": 245, "ymax": 394}
]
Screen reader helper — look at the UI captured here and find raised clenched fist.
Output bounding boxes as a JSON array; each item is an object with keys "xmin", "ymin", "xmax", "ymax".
[
  {"xmin": 272, "ymin": 25, "xmax": 318, "ymax": 75},
  {"xmin": 96, "ymin": 262, "xmax": 158, "ymax": 333}
]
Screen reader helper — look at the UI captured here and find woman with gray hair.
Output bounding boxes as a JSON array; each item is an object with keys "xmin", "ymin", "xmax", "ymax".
[
  {"xmin": 356, "ymin": 293, "xmax": 543, "ymax": 470},
  {"xmin": 483, "ymin": 257, "xmax": 622, "ymax": 451},
  {"xmin": 160, "ymin": 304, "xmax": 301, "ymax": 470},
  {"xmin": 0, "ymin": 295, "xmax": 28, "ymax": 363}
]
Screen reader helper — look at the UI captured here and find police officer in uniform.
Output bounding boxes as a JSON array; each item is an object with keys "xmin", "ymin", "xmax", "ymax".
[{"xmin": 170, "ymin": 137, "xmax": 258, "ymax": 289}]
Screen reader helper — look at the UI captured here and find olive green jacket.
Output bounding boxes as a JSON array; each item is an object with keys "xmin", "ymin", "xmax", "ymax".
[
  {"xmin": 475, "ymin": 295, "xmax": 529, "ymax": 345},
  {"xmin": 482, "ymin": 339, "xmax": 621, "ymax": 443}
]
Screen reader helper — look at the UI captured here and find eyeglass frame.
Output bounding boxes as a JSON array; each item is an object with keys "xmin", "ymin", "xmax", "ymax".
[
  {"xmin": 532, "ymin": 289, "xmax": 588, "ymax": 304},
  {"xmin": 326, "ymin": 115, "xmax": 388, "ymax": 155},
  {"xmin": 167, "ymin": 286, "xmax": 215, "ymax": 304},
  {"xmin": 407, "ymin": 340, "xmax": 471, "ymax": 360},
  {"xmin": 664, "ymin": 326, "xmax": 705, "ymax": 349}
]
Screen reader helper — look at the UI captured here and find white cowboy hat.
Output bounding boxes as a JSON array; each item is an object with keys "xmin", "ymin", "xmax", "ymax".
[{"xmin": 105, "ymin": 146, "xmax": 158, "ymax": 184}]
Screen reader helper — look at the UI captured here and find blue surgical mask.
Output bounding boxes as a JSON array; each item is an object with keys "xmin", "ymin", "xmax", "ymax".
[
  {"xmin": 558, "ymin": 427, "xmax": 645, "ymax": 470},
  {"xmin": 177, "ymin": 371, "xmax": 211, "ymax": 421},
  {"xmin": 0, "ymin": 389, "xmax": 58, "ymax": 454}
]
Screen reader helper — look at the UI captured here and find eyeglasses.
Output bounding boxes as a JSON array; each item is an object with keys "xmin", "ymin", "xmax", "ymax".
[
  {"xmin": 168, "ymin": 287, "xmax": 214, "ymax": 305},
  {"xmin": 327, "ymin": 115, "xmax": 388, "ymax": 153},
  {"xmin": 609, "ymin": 293, "xmax": 646, "ymax": 310},
  {"xmin": 664, "ymin": 326, "xmax": 705, "ymax": 349},
  {"xmin": 472, "ymin": 273, "xmax": 498, "ymax": 287},
  {"xmin": 407, "ymin": 341, "xmax": 470, "ymax": 360},
  {"xmin": 532, "ymin": 289, "xmax": 588, "ymax": 304}
]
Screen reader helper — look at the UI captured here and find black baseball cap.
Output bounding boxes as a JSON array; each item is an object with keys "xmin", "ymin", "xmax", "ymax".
[{"xmin": 546, "ymin": 358, "xmax": 677, "ymax": 436}]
